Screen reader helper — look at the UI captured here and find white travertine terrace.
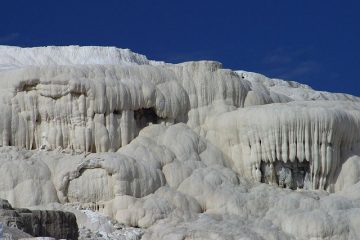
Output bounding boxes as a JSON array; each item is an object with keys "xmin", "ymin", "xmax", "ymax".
[
  {"xmin": 1, "ymin": 46, "xmax": 360, "ymax": 239},
  {"xmin": 204, "ymin": 101, "xmax": 360, "ymax": 191},
  {"xmin": 0, "ymin": 45, "xmax": 164, "ymax": 69}
]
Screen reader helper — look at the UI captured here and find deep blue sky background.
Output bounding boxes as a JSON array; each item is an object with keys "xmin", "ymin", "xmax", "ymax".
[{"xmin": 1, "ymin": 0, "xmax": 359, "ymax": 96}]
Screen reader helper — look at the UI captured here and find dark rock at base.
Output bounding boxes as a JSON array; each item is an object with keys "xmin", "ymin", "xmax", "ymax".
[
  {"xmin": 0, "ymin": 199, "xmax": 79, "ymax": 240},
  {"xmin": 19, "ymin": 210, "xmax": 79, "ymax": 239},
  {"xmin": 0, "ymin": 199, "xmax": 13, "ymax": 210}
]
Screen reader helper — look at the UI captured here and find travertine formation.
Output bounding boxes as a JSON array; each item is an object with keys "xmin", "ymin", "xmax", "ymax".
[
  {"xmin": 1, "ymin": 46, "xmax": 360, "ymax": 239},
  {"xmin": 204, "ymin": 101, "xmax": 360, "ymax": 191}
]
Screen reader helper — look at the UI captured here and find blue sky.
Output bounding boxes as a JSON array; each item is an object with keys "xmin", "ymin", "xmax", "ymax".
[{"xmin": 1, "ymin": 0, "xmax": 359, "ymax": 96}]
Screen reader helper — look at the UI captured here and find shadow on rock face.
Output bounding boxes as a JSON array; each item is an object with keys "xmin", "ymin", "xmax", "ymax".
[{"xmin": 260, "ymin": 160, "xmax": 311, "ymax": 190}]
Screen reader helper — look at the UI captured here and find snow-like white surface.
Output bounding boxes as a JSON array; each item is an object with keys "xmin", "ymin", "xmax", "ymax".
[
  {"xmin": 0, "ymin": 45, "xmax": 164, "ymax": 70},
  {"xmin": 1, "ymin": 46, "xmax": 360, "ymax": 240}
]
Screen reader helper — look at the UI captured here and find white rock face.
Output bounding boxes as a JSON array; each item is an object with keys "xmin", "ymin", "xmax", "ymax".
[
  {"xmin": 1, "ymin": 46, "xmax": 360, "ymax": 239},
  {"xmin": 203, "ymin": 101, "xmax": 360, "ymax": 191}
]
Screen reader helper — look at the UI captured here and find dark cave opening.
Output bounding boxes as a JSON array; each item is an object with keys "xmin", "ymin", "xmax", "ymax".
[{"xmin": 134, "ymin": 107, "xmax": 164, "ymax": 129}]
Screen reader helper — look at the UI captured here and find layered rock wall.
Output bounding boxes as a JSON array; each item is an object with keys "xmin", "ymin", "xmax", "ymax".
[{"xmin": 0, "ymin": 198, "xmax": 78, "ymax": 239}]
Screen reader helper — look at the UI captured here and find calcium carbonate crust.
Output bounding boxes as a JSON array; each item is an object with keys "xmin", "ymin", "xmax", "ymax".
[{"xmin": 1, "ymin": 46, "xmax": 360, "ymax": 240}]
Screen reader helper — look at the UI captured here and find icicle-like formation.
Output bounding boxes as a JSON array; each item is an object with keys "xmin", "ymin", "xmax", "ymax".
[
  {"xmin": 0, "ymin": 60, "xmax": 251, "ymax": 152},
  {"xmin": 204, "ymin": 101, "xmax": 360, "ymax": 191},
  {"xmin": 1, "ymin": 46, "xmax": 359, "ymax": 179},
  {"xmin": 0, "ymin": 65, "xmax": 186, "ymax": 152}
]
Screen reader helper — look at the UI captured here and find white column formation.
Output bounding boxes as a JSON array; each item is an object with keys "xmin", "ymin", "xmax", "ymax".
[
  {"xmin": 0, "ymin": 61, "xmax": 252, "ymax": 153},
  {"xmin": 204, "ymin": 101, "xmax": 360, "ymax": 191}
]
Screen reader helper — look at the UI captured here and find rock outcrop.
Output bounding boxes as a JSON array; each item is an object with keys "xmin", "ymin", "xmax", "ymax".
[{"xmin": 0, "ymin": 198, "xmax": 78, "ymax": 239}]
